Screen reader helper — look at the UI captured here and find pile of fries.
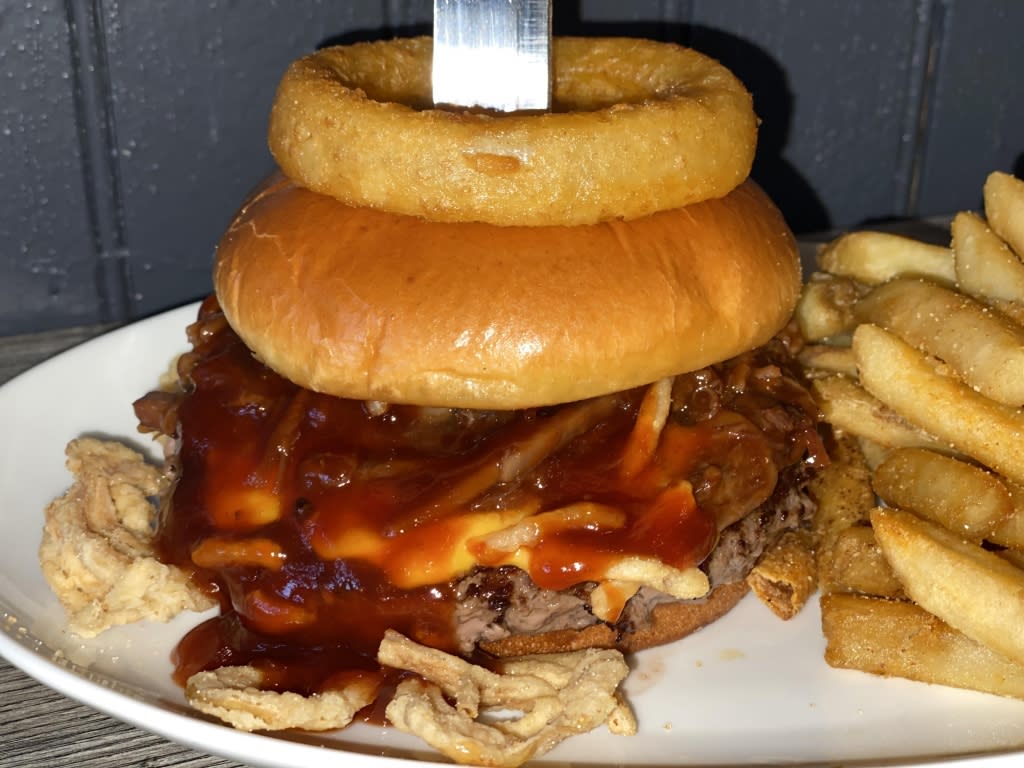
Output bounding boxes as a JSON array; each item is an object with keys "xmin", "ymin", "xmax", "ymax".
[{"xmin": 797, "ymin": 171, "xmax": 1024, "ymax": 699}]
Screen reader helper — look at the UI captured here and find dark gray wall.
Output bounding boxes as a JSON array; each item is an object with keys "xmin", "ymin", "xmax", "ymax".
[{"xmin": 3, "ymin": 0, "xmax": 1022, "ymax": 336}]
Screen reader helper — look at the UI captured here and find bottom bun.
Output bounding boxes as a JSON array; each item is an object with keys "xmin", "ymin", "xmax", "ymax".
[{"xmin": 479, "ymin": 580, "xmax": 750, "ymax": 657}]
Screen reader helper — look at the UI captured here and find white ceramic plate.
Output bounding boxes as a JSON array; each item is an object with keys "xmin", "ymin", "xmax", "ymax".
[{"xmin": 3, "ymin": 302, "xmax": 1024, "ymax": 768}]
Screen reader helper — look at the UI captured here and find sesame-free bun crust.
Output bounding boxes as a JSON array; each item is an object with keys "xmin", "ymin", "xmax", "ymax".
[{"xmin": 215, "ymin": 175, "xmax": 799, "ymax": 409}]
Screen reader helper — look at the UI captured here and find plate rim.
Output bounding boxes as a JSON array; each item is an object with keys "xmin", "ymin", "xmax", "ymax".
[{"xmin": 2, "ymin": 299, "xmax": 1024, "ymax": 768}]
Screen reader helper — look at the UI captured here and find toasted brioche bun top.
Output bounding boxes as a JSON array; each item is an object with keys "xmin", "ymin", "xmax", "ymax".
[{"xmin": 214, "ymin": 175, "xmax": 799, "ymax": 409}]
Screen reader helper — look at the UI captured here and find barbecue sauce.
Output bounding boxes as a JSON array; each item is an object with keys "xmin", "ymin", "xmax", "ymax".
[{"xmin": 145, "ymin": 298, "xmax": 818, "ymax": 693}]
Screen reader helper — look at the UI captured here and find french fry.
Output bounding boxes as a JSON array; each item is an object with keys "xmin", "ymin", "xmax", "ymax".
[
  {"xmin": 855, "ymin": 437, "xmax": 891, "ymax": 470},
  {"xmin": 952, "ymin": 210, "xmax": 1024, "ymax": 305},
  {"xmin": 998, "ymin": 547, "xmax": 1024, "ymax": 571},
  {"xmin": 825, "ymin": 428, "xmax": 869, "ymax": 466},
  {"xmin": 986, "ymin": 298, "xmax": 1024, "ymax": 327},
  {"xmin": 871, "ymin": 507, "xmax": 1024, "ymax": 665},
  {"xmin": 817, "ymin": 231, "xmax": 955, "ymax": 286},
  {"xmin": 809, "ymin": 433, "xmax": 873, "ymax": 541},
  {"xmin": 818, "ymin": 525, "xmax": 902, "ymax": 597},
  {"xmin": 854, "ymin": 277, "xmax": 1024, "ymax": 406},
  {"xmin": 811, "ymin": 375, "xmax": 949, "ymax": 453},
  {"xmin": 809, "ymin": 172, "xmax": 1024, "ymax": 705},
  {"xmin": 873, "ymin": 448, "xmax": 1013, "ymax": 540},
  {"xmin": 797, "ymin": 344, "xmax": 857, "ymax": 377},
  {"xmin": 794, "ymin": 273, "xmax": 863, "ymax": 342},
  {"xmin": 746, "ymin": 530, "xmax": 816, "ymax": 619},
  {"xmin": 809, "ymin": 434, "xmax": 878, "ymax": 595},
  {"xmin": 988, "ymin": 480, "xmax": 1024, "ymax": 550},
  {"xmin": 821, "ymin": 593, "xmax": 1024, "ymax": 700},
  {"xmin": 985, "ymin": 171, "xmax": 1024, "ymax": 260},
  {"xmin": 853, "ymin": 324, "xmax": 1024, "ymax": 486}
]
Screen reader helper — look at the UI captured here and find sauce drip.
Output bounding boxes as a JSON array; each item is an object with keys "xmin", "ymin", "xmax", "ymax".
[{"xmin": 144, "ymin": 298, "xmax": 818, "ymax": 691}]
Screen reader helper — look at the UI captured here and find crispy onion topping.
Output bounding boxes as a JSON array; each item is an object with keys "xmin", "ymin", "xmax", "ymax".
[
  {"xmin": 185, "ymin": 665, "xmax": 378, "ymax": 732},
  {"xmin": 378, "ymin": 631, "xmax": 635, "ymax": 767},
  {"xmin": 39, "ymin": 438, "xmax": 214, "ymax": 637}
]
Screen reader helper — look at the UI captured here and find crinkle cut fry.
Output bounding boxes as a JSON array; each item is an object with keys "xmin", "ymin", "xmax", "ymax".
[
  {"xmin": 378, "ymin": 630, "xmax": 636, "ymax": 767},
  {"xmin": 39, "ymin": 438, "xmax": 215, "ymax": 637}
]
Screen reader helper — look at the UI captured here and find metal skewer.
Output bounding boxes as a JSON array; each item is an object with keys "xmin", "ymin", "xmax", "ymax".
[{"xmin": 432, "ymin": 0, "xmax": 551, "ymax": 111}]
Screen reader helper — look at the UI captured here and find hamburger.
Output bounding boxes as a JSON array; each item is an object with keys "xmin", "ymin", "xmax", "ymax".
[
  {"xmin": 125, "ymin": 36, "xmax": 824, "ymax": 691},
  {"xmin": 132, "ymin": 169, "xmax": 822, "ymax": 686}
]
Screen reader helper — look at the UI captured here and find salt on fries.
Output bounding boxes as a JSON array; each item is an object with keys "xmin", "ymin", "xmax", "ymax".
[
  {"xmin": 797, "ymin": 345, "xmax": 857, "ymax": 377},
  {"xmin": 794, "ymin": 273, "xmax": 863, "ymax": 342},
  {"xmin": 809, "ymin": 434, "xmax": 873, "ymax": 551},
  {"xmin": 810, "ymin": 375, "xmax": 946, "ymax": 452},
  {"xmin": 378, "ymin": 630, "xmax": 635, "ymax": 767},
  {"xmin": 854, "ymin": 323, "xmax": 1024, "ymax": 486},
  {"xmin": 985, "ymin": 170, "xmax": 1024, "ymax": 259},
  {"xmin": 871, "ymin": 508, "xmax": 1024, "ymax": 666},
  {"xmin": 873, "ymin": 448, "xmax": 1012, "ymax": 540},
  {"xmin": 815, "ymin": 231, "xmax": 954, "ymax": 286},
  {"xmin": 952, "ymin": 210, "xmax": 1024, "ymax": 306},
  {"xmin": 809, "ymin": 435, "xmax": 901, "ymax": 598},
  {"xmin": 818, "ymin": 525, "xmax": 901, "ymax": 598},
  {"xmin": 802, "ymin": 169, "xmax": 1024, "ymax": 700},
  {"xmin": 822, "ymin": 594, "xmax": 1024, "ymax": 700},
  {"xmin": 989, "ymin": 481, "xmax": 1024, "ymax": 550},
  {"xmin": 855, "ymin": 277, "xmax": 1024, "ymax": 406}
]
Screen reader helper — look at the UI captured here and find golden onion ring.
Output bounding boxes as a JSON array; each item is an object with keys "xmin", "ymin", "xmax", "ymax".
[{"xmin": 268, "ymin": 36, "xmax": 757, "ymax": 226}]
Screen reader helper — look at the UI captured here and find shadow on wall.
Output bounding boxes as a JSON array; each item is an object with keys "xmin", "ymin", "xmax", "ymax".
[
  {"xmin": 684, "ymin": 25, "xmax": 831, "ymax": 235},
  {"xmin": 318, "ymin": 13, "xmax": 831, "ymax": 235},
  {"xmin": 551, "ymin": 7, "xmax": 830, "ymax": 234}
]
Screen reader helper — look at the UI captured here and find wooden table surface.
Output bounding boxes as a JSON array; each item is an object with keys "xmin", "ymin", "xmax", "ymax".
[{"xmin": 0, "ymin": 325, "xmax": 243, "ymax": 768}]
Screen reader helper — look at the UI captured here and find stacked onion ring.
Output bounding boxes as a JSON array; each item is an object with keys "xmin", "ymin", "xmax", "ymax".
[{"xmin": 268, "ymin": 36, "xmax": 759, "ymax": 226}]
